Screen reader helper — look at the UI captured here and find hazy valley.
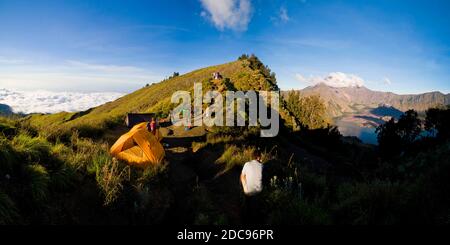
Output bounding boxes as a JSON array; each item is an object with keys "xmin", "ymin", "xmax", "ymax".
[{"xmin": 285, "ymin": 83, "xmax": 450, "ymax": 143}]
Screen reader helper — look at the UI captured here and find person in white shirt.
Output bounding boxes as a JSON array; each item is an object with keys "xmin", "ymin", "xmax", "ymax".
[
  {"xmin": 240, "ymin": 152, "xmax": 263, "ymax": 196},
  {"xmin": 240, "ymin": 150, "xmax": 264, "ymax": 223}
]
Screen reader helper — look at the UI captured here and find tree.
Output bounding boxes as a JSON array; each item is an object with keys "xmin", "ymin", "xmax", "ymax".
[
  {"xmin": 238, "ymin": 54, "xmax": 249, "ymax": 60},
  {"xmin": 286, "ymin": 91, "xmax": 329, "ymax": 130},
  {"xmin": 397, "ymin": 110, "xmax": 422, "ymax": 143},
  {"xmin": 425, "ymin": 106, "xmax": 450, "ymax": 140},
  {"xmin": 376, "ymin": 118, "xmax": 402, "ymax": 158},
  {"xmin": 239, "ymin": 54, "xmax": 278, "ymax": 90},
  {"xmin": 376, "ymin": 109, "xmax": 422, "ymax": 158}
]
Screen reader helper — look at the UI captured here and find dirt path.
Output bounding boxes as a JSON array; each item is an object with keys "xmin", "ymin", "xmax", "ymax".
[
  {"xmin": 161, "ymin": 128, "xmax": 244, "ymax": 224},
  {"xmin": 106, "ymin": 123, "xmax": 331, "ymax": 224}
]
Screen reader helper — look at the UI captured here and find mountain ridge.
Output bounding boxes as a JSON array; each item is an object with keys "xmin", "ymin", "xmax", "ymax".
[
  {"xmin": 24, "ymin": 57, "xmax": 290, "ymax": 138},
  {"xmin": 290, "ymin": 83, "xmax": 450, "ymax": 118}
]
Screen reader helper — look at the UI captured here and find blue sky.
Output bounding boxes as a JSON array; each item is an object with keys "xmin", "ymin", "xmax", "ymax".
[{"xmin": 0, "ymin": 0, "xmax": 449, "ymax": 94}]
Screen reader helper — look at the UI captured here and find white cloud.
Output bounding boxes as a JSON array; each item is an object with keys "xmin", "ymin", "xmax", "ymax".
[
  {"xmin": 295, "ymin": 74, "xmax": 307, "ymax": 83},
  {"xmin": 66, "ymin": 60, "xmax": 144, "ymax": 73},
  {"xmin": 279, "ymin": 7, "xmax": 290, "ymax": 23},
  {"xmin": 383, "ymin": 77, "xmax": 392, "ymax": 85},
  {"xmin": 0, "ymin": 56, "xmax": 26, "ymax": 65},
  {"xmin": 295, "ymin": 72, "xmax": 365, "ymax": 88},
  {"xmin": 271, "ymin": 6, "xmax": 290, "ymax": 24},
  {"xmin": 0, "ymin": 88, "xmax": 123, "ymax": 114},
  {"xmin": 200, "ymin": 0, "xmax": 252, "ymax": 31}
]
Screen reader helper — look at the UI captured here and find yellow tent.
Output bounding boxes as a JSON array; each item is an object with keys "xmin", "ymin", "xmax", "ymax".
[{"xmin": 110, "ymin": 122, "xmax": 165, "ymax": 166}]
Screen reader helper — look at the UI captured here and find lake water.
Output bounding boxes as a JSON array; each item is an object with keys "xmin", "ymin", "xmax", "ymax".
[{"xmin": 336, "ymin": 121, "xmax": 378, "ymax": 145}]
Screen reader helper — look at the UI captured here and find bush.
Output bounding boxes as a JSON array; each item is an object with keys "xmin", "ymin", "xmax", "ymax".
[
  {"xmin": 285, "ymin": 92, "xmax": 329, "ymax": 129},
  {"xmin": 376, "ymin": 110, "xmax": 422, "ymax": 158},
  {"xmin": 333, "ymin": 181, "xmax": 408, "ymax": 224},
  {"xmin": 264, "ymin": 188, "xmax": 330, "ymax": 225}
]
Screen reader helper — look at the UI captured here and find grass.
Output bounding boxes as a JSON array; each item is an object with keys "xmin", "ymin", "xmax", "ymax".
[
  {"xmin": 215, "ymin": 144, "xmax": 274, "ymax": 174},
  {"xmin": 24, "ymin": 57, "xmax": 294, "ymax": 142},
  {"xmin": 96, "ymin": 158, "xmax": 130, "ymax": 206},
  {"xmin": 0, "ymin": 119, "xmax": 170, "ymax": 223},
  {"xmin": 25, "ymin": 164, "xmax": 50, "ymax": 203},
  {"xmin": 0, "ymin": 191, "xmax": 20, "ymax": 225},
  {"xmin": 2, "ymin": 56, "xmax": 450, "ymax": 225}
]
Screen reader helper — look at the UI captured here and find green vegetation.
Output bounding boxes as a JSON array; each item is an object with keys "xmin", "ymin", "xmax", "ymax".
[
  {"xmin": 376, "ymin": 109, "xmax": 422, "ymax": 158},
  {"xmin": 285, "ymin": 91, "xmax": 330, "ymax": 129},
  {"xmin": 24, "ymin": 57, "xmax": 280, "ymax": 141},
  {"xmin": 425, "ymin": 105, "xmax": 450, "ymax": 140},
  {"xmin": 1, "ymin": 55, "xmax": 449, "ymax": 225},
  {"xmin": 0, "ymin": 118, "xmax": 170, "ymax": 224}
]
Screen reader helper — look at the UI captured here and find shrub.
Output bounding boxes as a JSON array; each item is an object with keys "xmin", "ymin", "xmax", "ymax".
[
  {"xmin": 285, "ymin": 92, "xmax": 329, "ymax": 129},
  {"xmin": 333, "ymin": 181, "xmax": 408, "ymax": 224},
  {"xmin": 189, "ymin": 185, "xmax": 228, "ymax": 225},
  {"xmin": 264, "ymin": 188, "xmax": 330, "ymax": 225}
]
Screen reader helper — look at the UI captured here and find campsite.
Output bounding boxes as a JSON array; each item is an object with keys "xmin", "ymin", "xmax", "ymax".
[
  {"xmin": 1, "ymin": 55, "xmax": 450, "ymax": 225},
  {"xmin": 1, "ymin": 1, "xmax": 450, "ymax": 228}
]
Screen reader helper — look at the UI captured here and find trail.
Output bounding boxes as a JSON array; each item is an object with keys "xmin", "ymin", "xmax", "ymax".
[
  {"xmin": 107, "ymin": 123, "xmax": 332, "ymax": 224},
  {"xmin": 161, "ymin": 128, "xmax": 244, "ymax": 224}
]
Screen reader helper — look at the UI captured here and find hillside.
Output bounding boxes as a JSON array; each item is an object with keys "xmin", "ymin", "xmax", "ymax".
[
  {"xmin": 0, "ymin": 104, "xmax": 13, "ymax": 115},
  {"xmin": 2, "ymin": 56, "xmax": 450, "ymax": 225},
  {"xmin": 24, "ymin": 57, "xmax": 285, "ymax": 138},
  {"xmin": 295, "ymin": 83, "xmax": 450, "ymax": 118},
  {"xmin": 2, "ymin": 55, "xmax": 336, "ymax": 225}
]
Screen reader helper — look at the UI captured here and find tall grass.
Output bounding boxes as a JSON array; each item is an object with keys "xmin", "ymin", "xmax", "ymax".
[
  {"xmin": 0, "ymin": 122, "xmax": 143, "ymax": 222},
  {"xmin": 215, "ymin": 145, "xmax": 273, "ymax": 174},
  {"xmin": 0, "ymin": 191, "xmax": 20, "ymax": 224},
  {"xmin": 96, "ymin": 158, "xmax": 130, "ymax": 206},
  {"xmin": 12, "ymin": 134, "xmax": 52, "ymax": 163},
  {"xmin": 25, "ymin": 164, "xmax": 50, "ymax": 203}
]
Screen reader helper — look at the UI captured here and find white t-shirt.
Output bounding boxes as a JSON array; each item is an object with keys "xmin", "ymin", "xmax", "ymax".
[{"xmin": 241, "ymin": 160, "xmax": 263, "ymax": 195}]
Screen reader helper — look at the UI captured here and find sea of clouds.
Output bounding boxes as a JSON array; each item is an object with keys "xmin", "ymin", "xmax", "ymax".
[{"xmin": 0, "ymin": 88, "xmax": 123, "ymax": 114}]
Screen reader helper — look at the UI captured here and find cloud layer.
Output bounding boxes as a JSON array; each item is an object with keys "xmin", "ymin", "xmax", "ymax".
[
  {"xmin": 0, "ymin": 89, "xmax": 123, "ymax": 114},
  {"xmin": 295, "ymin": 72, "xmax": 365, "ymax": 87},
  {"xmin": 200, "ymin": 0, "xmax": 252, "ymax": 31}
]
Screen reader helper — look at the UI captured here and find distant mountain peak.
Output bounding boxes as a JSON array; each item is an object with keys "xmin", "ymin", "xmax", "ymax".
[{"xmin": 290, "ymin": 83, "xmax": 450, "ymax": 118}]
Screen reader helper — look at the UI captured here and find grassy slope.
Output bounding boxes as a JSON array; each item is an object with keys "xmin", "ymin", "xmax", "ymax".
[
  {"xmin": 4, "ymin": 57, "xmax": 450, "ymax": 225},
  {"xmin": 25, "ymin": 59, "xmax": 291, "ymax": 137}
]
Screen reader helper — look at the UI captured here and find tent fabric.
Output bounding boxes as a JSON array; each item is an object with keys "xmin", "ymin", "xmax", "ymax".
[{"xmin": 110, "ymin": 122, "xmax": 165, "ymax": 166}]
